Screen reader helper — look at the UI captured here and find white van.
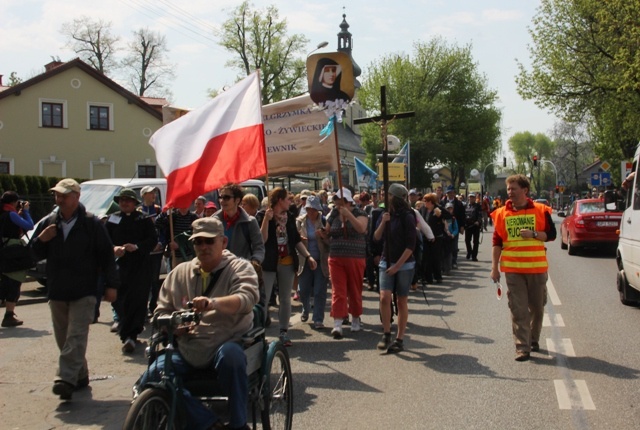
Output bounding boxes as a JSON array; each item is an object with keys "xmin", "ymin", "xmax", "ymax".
[
  {"xmin": 604, "ymin": 145, "xmax": 640, "ymax": 306},
  {"xmin": 79, "ymin": 178, "xmax": 267, "ymax": 217}
]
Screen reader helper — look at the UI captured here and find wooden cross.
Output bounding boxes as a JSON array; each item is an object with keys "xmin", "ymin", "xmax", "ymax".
[{"xmin": 353, "ymin": 85, "xmax": 415, "ymax": 209}]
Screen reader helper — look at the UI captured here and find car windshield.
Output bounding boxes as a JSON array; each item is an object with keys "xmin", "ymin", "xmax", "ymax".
[
  {"xmin": 79, "ymin": 184, "xmax": 121, "ymax": 217},
  {"xmin": 579, "ymin": 201, "xmax": 604, "ymax": 214}
]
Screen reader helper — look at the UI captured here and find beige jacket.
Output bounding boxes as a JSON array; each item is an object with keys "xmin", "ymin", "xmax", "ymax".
[{"xmin": 156, "ymin": 250, "xmax": 259, "ymax": 369}]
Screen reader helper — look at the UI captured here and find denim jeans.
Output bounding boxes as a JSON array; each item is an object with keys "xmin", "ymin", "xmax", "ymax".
[
  {"xmin": 138, "ymin": 342, "xmax": 247, "ymax": 430},
  {"xmin": 263, "ymin": 264, "xmax": 296, "ymax": 330},
  {"xmin": 298, "ymin": 261, "xmax": 327, "ymax": 323},
  {"xmin": 378, "ymin": 261, "xmax": 415, "ymax": 297}
]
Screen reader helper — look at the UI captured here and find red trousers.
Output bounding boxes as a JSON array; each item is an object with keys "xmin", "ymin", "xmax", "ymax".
[{"xmin": 328, "ymin": 256, "xmax": 365, "ymax": 319}]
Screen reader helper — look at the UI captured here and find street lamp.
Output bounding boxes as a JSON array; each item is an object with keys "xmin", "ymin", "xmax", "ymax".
[{"xmin": 307, "ymin": 41, "xmax": 329, "ymax": 57}]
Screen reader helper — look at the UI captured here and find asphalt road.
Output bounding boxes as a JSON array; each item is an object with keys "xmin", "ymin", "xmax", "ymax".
[{"xmin": 2, "ymin": 216, "xmax": 639, "ymax": 429}]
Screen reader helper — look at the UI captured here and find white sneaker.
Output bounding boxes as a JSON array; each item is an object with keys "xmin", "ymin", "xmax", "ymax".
[
  {"xmin": 331, "ymin": 319, "xmax": 343, "ymax": 339},
  {"xmin": 351, "ymin": 317, "xmax": 361, "ymax": 332}
]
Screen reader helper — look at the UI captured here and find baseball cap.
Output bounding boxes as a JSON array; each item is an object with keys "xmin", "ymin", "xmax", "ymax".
[
  {"xmin": 445, "ymin": 202, "xmax": 454, "ymax": 209},
  {"xmin": 468, "ymin": 193, "xmax": 476, "ymax": 198},
  {"xmin": 205, "ymin": 201, "xmax": 217, "ymax": 209},
  {"xmin": 409, "ymin": 188, "xmax": 417, "ymax": 195},
  {"xmin": 189, "ymin": 217, "xmax": 224, "ymax": 240},
  {"xmin": 50, "ymin": 178, "xmax": 80, "ymax": 194},
  {"xmin": 445, "ymin": 185, "xmax": 455, "ymax": 193},
  {"xmin": 389, "ymin": 183, "xmax": 409, "ymax": 199},
  {"xmin": 140, "ymin": 186, "xmax": 156, "ymax": 196}
]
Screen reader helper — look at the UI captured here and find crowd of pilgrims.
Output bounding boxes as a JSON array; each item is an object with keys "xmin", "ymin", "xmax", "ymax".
[{"xmin": 94, "ymin": 182, "xmax": 497, "ymax": 354}]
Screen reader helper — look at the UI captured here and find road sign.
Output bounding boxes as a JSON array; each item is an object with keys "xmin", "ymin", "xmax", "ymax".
[
  {"xmin": 559, "ymin": 186, "xmax": 565, "ymax": 193},
  {"xmin": 600, "ymin": 161, "xmax": 611, "ymax": 171},
  {"xmin": 590, "ymin": 172, "xmax": 601, "ymax": 186},
  {"xmin": 558, "ymin": 179, "xmax": 566, "ymax": 186},
  {"xmin": 601, "ymin": 172, "xmax": 612, "ymax": 186}
]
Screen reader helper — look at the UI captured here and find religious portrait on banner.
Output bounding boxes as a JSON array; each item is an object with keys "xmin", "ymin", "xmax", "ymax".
[{"xmin": 307, "ymin": 52, "xmax": 355, "ymax": 106}]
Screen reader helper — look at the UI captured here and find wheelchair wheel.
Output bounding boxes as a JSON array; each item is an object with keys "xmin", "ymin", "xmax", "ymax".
[
  {"xmin": 123, "ymin": 388, "xmax": 177, "ymax": 430},
  {"xmin": 261, "ymin": 342, "xmax": 293, "ymax": 430}
]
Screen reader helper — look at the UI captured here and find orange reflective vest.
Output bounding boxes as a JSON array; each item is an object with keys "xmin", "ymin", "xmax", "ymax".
[{"xmin": 492, "ymin": 201, "xmax": 551, "ymax": 274}]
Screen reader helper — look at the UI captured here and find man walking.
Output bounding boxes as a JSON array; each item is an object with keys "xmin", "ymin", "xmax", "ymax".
[
  {"xmin": 106, "ymin": 188, "xmax": 158, "ymax": 354},
  {"xmin": 32, "ymin": 178, "xmax": 119, "ymax": 400},
  {"xmin": 442, "ymin": 185, "xmax": 465, "ymax": 269},
  {"xmin": 490, "ymin": 174, "xmax": 556, "ymax": 362},
  {"xmin": 464, "ymin": 193, "xmax": 482, "ymax": 261}
]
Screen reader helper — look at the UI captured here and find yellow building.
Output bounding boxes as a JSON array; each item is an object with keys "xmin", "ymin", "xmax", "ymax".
[{"xmin": 0, "ymin": 59, "xmax": 164, "ymax": 179}]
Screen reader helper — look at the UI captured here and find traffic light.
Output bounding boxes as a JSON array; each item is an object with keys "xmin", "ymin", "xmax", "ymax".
[
  {"xmin": 555, "ymin": 185, "xmax": 559, "ymax": 193},
  {"xmin": 503, "ymin": 157, "xmax": 507, "ymax": 167},
  {"xmin": 533, "ymin": 155, "xmax": 538, "ymax": 167}
]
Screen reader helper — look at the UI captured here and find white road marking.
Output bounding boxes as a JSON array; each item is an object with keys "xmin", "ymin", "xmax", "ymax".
[
  {"xmin": 554, "ymin": 380, "xmax": 596, "ymax": 410},
  {"xmin": 543, "ymin": 313, "xmax": 565, "ymax": 327},
  {"xmin": 546, "ymin": 338, "xmax": 576, "ymax": 357},
  {"xmin": 547, "ymin": 277, "xmax": 561, "ymax": 305}
]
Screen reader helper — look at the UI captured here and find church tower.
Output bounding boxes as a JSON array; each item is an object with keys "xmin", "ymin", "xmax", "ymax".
[{"xmin": 337, "ymin": 13, "xmax": 361, "ymax": 88}]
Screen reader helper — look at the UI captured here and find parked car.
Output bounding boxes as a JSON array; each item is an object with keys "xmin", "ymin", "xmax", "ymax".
[
  {"xmin": 535, "ymin": 198, "xmax": 551, "ymax": 207},
  {"xmin": 558, "ymin": 199, "xmax": 622, "ymax": 255}
]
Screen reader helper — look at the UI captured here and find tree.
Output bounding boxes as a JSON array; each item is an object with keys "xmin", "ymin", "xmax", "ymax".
[
  {"xmin": 122, "ymin": 28, "xmax": 175, "ymax": 98},
  {"xmin": 7, "ymin": 72, "xmax": 21, "ymax": 86},
  {"xmin": 60, "ymin": 16, "xmax": 119, "ymax": 74},
  {"xmin": 516, "ymin": 0, "xmax": 640, "ymax": 159},
  {"xmin": 358, "ymin": 38, "xmax": 502, "ymax": 189},
  {"xmin": 218, "ymin": 1, "xmax": 309, "ymax": 104},
  {"xmin": 550, "ymin": 120, "xmax": 594, "ymax": 192},
  {"xmin": 507, "ymin": 131, "xmax": 555, "ymax": 195}
]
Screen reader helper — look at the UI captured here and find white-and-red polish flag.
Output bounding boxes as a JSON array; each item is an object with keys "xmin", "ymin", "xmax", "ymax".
[{"xmin": 150, "ymin": 72, "xmax": 266, "ymax": 208}]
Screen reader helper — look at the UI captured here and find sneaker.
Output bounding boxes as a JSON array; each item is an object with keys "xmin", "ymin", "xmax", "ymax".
[
  {"xmin": 377, "ymin": 333, "xmax": 392, "ymax": 350},
  {"xmin": 387, "ymin": 339, "xmax": 404, "ymax": 353},
  {"xmin": 279, "ymin": 331, "xmax": 292, "ymax": 347},
  {"xmin": 53, "ymin": 381, "xmax": 74, "ymax": 400},
  {"xmin": 466, "ymin": 253, "xmax": 471, "ymax": 260},
  {"xmin": 331, "ymin": 326, "xmax": 343, "ymax": 339},
  {"xmin": 301, "ymin": 313, "xmax": 309, "ymax": 323},
  {"xmin": 515, "ymin": 351, "xmax": 530, "ymax": 362},
  {"xmin": 531, "ymin": 341, "xmax": 540, "ymax": 352},
  {"xmin": 110, "ymin": 322, "xmax": 119, "ymax": 333},
  {"xmin": 293, "ymin": 292, "xmax": 300, "ymax": 301},
  {"xmin": 122, "ymin": 338, "xmax": 135, "ymax": 354},
  {"xmin": 1, "ymin": 312, "xmax": 23, "ymax": 327},
  {"xmin": 350, "ymin": 317, "xmax": 361, "ymax": 332},
  {"xmin": 313, "ymin": 321, "xmax": 325, "ymax": 329}
]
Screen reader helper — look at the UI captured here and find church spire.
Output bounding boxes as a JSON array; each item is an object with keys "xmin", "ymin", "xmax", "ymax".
[{"xmin": 337, "ymin": 13, "xmax": 361, "ymax": 88}]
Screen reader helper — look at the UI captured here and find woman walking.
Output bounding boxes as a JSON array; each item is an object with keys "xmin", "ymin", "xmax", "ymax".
[
  {"xmin": 296, "ymin": 196, "xmax": 329, "ymax": 329},
  {"xmin": 373, "ymin": 184, "xmax": 416, "ymax": 352},
  {"xmin": 325, "ymin": 188, "xmax": 368, "ymax": 339}
]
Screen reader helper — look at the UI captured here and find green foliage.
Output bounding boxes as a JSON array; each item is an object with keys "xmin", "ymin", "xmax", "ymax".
[
  {"xmin": 358, "ymin": 38, "xmax": 501, "ymax": 188},
  {"xmin": 508, "ymin": 131, "xmax": 555, "ymax": 194},
  {"xmin": 516, "ymin": 0, "xmax": 640, "ymax": 159},
  {"xmin": 8, "ymin": 72, "xmax": 22, "ymax": 86},
  {"xmin": 218, "ymin": 1, "xmax": 309, "ymax": 104}
]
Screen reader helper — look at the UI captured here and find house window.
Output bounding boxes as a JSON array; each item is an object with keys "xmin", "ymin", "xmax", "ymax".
[
  {"xmin": 39, "ymin": 98, "xmax": 68, "ymax": 128},
  {"xmin": 138, "ymin": 165, "xmax": 156, "ymax": 178},
  {"xmin": 86, "ymin": 102, "xmax": 114, "ymax": 131},
  {"xmin": 90, "ymin": 105, "xmax": 110, "ymax": 130},
  {"xmin": 0, "ymin": 161, "xmax": 9, "ymax": 174},
  {"xmin": 42, "ymin": 102, "xmax": 63, "ymax": 128}
]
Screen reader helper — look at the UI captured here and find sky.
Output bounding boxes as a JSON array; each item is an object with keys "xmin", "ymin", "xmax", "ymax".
[{"xmin": 0, "ymin": 0, "xmax": 557, "ymax": 155}]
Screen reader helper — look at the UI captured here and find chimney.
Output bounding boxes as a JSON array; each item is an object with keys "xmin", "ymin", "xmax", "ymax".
[{"xmin": 45, "ymin": 61, "xmax": 64, "ymax": 72}]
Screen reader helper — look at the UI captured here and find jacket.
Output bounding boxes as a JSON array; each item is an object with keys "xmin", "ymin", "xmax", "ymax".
[
  {"xmin": 255, "ymin": 209, "xmax": 301, "ymax": 272},
  {"xmin": 31, "ymin": 204, "xmax": 119, "ymax": 301},
  {"xmin": 156, "ymin": 250, "xmax": 259, "ymax": 369},
  {"xmin": 213, "ymin": 207, "xmax": 265, "ymax": 264}
]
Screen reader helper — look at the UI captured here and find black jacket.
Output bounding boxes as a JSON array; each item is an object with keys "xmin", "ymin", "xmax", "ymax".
[
  {"xmin": 255, "ymin": 209, "xmax": 301, "ymax": 272},
  {"xmin": 31, "ymin": 204, "xmax": 119, "ymax": 301}
]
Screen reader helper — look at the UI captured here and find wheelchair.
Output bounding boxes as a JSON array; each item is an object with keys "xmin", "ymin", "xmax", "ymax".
[{"xmin": 122, "ymin": 304, "xmax": 293, "ymax": 430}]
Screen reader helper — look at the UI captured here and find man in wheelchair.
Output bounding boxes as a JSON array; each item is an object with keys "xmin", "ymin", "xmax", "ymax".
[{"xmin": 137, "ymin": 217, "xmax": 259, "ymax": 430}]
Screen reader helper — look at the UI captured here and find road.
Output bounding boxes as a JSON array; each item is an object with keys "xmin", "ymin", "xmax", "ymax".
[{"xmin": 2, "ymin": 216, "xmax": 640, "ymax": 429}]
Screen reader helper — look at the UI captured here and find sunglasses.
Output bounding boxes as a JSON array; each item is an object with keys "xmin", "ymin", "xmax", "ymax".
[
  {"xmin": 193, "ymin": 237, "xmax": 216, "ymax": 246},
  {"xmin": 219, "ymin": 195, "xmax": 234, "ymax": 201}
]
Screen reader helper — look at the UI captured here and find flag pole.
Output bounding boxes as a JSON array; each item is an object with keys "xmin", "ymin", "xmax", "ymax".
[
  {"xmin": 256, "ymin": 68, "xmax": 270, "ymax": 197},
  {"xmin": 332, "ymin": 115, "xmax": 347, "ymax": 237}
]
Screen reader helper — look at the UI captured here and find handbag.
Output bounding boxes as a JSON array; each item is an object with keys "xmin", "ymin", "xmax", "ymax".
[{"xmin": 0, "ymin": 241, "xmax": 34, "ymax": 273}]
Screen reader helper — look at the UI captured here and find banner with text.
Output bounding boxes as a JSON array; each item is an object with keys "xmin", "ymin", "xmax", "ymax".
[{"xmin": 263, "ymin": 95, "xmax": 338, "ymax": 176}]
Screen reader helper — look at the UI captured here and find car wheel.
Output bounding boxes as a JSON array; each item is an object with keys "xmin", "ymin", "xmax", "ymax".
[
  {"xmin": 560, "ymin": 232, "xmax": 567, "ymax": 250},
  {"xmin": 618, "ymin": 270, "xmax": 640, "ymax": 307},
  {"xmin": 567, "ymin": 234, "xmax": 578, "ymax": 255}
]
